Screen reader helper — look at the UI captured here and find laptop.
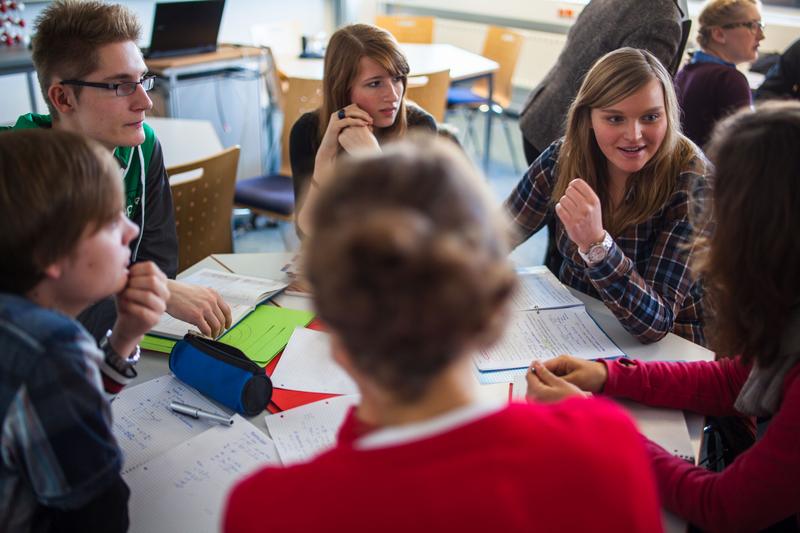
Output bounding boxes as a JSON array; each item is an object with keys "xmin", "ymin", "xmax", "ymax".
[{"xmin": 143, "ymin": 0, "xmax": 225, "ymax": 59}]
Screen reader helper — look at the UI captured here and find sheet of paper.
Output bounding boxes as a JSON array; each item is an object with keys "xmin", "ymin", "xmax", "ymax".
[
  {"xmin": 124, "ymin": 415, "xmax": 281, "ymax": 533},
  {"xmin": 475, "ymin": 307, "xmax": 625, "ymax": 371},
  {"xmin": 111, "ymin": 376, "xmax": 228, "ymax": 474},
  {"xmin": 512, "ymin": 266, "xmax": 584, "ymax": 311},
  {"xmin": 265, "ymin": 395, "xmax": 360, "ymax": 466},
  {"xmin": 270, "ymin": 327, "xmax": 358, "ymax": 395},
  {"xmin": 617, "ymin": 399, "xmax": 695, "ymax": 463},
  {"xmin": 179, "ymin": 268, "xmax": 286, "ymax": 306},
  {"xmin": 219, "ymin": 306, "xmax": 315, "ymax": 366}
]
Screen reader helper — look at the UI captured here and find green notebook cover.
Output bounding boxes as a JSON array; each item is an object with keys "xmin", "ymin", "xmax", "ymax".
[
  {"xmin": 219, "ymin": 306, "xmax": 315, "ymax": 366},
  {"xmin": 141, "ymin": 334, "xmax": 177, "ymax": 354}
]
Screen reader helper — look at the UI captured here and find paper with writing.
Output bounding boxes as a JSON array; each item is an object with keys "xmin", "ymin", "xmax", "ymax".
[
  {"xmin": 124, "ymin": 415, "xmax": 280, "ymax": 533},
  {"xmin": 475, "ymin": 307, "xmax": 625, "ymax": 371},
  {"xmin": 265, "ymin": 395, "xmax": 360, "ymax": 466},
  {"xmin": 512, "ymin": 266, "xmax": 584, "ymax": 311}
]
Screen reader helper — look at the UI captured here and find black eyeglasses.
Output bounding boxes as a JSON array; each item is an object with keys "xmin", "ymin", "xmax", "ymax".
[
  {"xmin": 60, "ymin": 75, "xmax": 156, "ymax": 96},
  {"xmin": 721, "ymin": 20, "xmax": 765, "ymax": 33}
]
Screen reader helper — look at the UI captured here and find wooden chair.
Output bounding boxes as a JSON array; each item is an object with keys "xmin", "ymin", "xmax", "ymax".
[
  {"xmin": 447, "ymin": 26, "xmax": 524, "ymax": 170},
  {"xmin": 406, "ymin": 69, "xmax": 450, "ymax": 123},
  {"xmin": 375, "ymin": 15, "xmax": 434, "ymax": 44},
  {"xmin": 234, "ymin": 69, "xmax": 322, "ymax": 225},
  {"xmin": 168, "ymin": 146, "xmax": 240, "ymax": 271}
]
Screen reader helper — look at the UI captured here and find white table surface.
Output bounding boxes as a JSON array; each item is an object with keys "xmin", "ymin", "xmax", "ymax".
[
  {"xmin": 277, "ymin": 43, "xmax": 499, "ymax": 82},
  {"xmin": 146, "ymin": 117, "xmax": 223, "ymax": 169},
  {"xmin": 135, "ymin": 252, "xmax": 711, "ymax": 533}
]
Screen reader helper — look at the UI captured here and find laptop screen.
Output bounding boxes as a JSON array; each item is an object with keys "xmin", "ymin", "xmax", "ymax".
[{"xmin": 147, "ymin": 0, "xmax": 226, "ymax": 59}]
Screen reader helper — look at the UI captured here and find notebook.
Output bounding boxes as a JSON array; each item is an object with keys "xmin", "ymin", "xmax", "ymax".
[
  {"xmin": 474, "ymin": 267, "xmax": 625, "ymax": 373},
  {"xmin": 149, "ymin": 268, "xmax": 287, "ymax": 340},
  {"xmin": 143, "ymin": 0, "xmax": 226, "ymax": 59},
  {"xmin": 112, "ymin": 376, "xmax": 280, "ymax": 533}
]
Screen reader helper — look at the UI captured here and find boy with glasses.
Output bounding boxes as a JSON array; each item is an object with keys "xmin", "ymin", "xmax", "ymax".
[{"xmin": 1, "ymin": 0, "xmax": 232, "ymax": 360}]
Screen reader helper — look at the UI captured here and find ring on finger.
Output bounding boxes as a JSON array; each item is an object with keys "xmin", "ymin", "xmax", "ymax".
[{"xmin": 337, "ymin": 109, "xmax": 346, "ymax": 120}]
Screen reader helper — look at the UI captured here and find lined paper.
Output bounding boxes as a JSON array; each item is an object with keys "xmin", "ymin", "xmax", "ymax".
[
  {"xmin": 111, "ymin": 376, "xmax": 227, "ymax": 474},
  {"xmin": 125, "ymin": 415, "xmax": 280, "ymax": 533},
  {"xmin": 512, "ymin": 266, "xmax": 584, "ymax": 311},
  {"xmin": 476, "ymin": 307, "xmax": 625, "ymax": 371},
  {"xmin": 265, "ymin": 395, "xmax": 360, "ymax": 466}
]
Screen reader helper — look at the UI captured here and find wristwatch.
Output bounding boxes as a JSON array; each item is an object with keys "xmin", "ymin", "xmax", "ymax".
[
  {"xmin": 578, "ymin": 231, "xmax": 613, "ymax": 266},
  {"xmin": 99, "ymin": 330, "xmax": 140, "ymax": 377}
]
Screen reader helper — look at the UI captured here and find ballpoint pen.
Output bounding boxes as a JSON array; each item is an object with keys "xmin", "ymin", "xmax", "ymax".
[{"xmin": 169, "ymin": 400, "xmax": 234, "ymax": 426}]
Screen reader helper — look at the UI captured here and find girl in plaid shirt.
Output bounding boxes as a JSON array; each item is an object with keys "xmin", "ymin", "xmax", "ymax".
[{"xmin": 506, "ymin": 48, "xmax": 708, "ymax": 345}]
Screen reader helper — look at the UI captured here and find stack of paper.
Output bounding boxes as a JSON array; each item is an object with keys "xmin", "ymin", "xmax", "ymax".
[{"xmin": 270, "ymin": 327, "xmax": 358, "ymax": 394}]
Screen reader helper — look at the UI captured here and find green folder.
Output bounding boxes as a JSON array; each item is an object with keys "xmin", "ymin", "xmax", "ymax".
[
  {"xmin": 141, "ymin": 334, "xmax": 177, "ymax": 354},
  {"xmin": 219, "ymin": 306, "xmax": 315, "ymax": 366}
]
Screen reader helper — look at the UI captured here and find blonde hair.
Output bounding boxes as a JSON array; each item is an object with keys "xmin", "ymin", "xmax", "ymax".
[
  {"xmin": 305, "ymin": 136, "xmax": 517, "ymax": 402},
  {"xmin": 318, "ymin": 24, "xmax": 410, "ymax": 143},
  {"xmin": 553, "ymin": 48, "xmax": 702, "ymax": 237},
  {"xmin": 697, "ymin": 0, "xmax": 760, "ymax": 48},
  {"xmin": 32, "ymin": 0, "xmax": 142, "ymax": 118}
]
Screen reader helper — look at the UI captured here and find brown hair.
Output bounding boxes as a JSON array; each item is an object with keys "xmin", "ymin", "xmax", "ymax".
[
  {"xmin": 32, "ymin": 0, "xmax": 142, "ymax": 117},
  {"xmin": 693, "ymin": 101, "xmax": 800, "ymax": 367},
  {"xmin": 0, "ymin": 129, "xmax": 123, "ymax": 294},
  {"xmin": 305, "ymin": 136, "xmax": 517, "ymax": 401},
  {"xmin": 554, "ymin": 47, "xmax": 703, "ymax": 237},
  {"xmin": 318, "ymin": 24, "xmax": 410, "ymax": 144},
  {"xmin": 697, "ymin": 0, "xmax": 760, "ymax": 48}
]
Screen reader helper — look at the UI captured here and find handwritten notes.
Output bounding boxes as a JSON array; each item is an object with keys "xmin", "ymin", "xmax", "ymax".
[
  {"xmin": 111, "ymin": 376, "xmax": 227, "ymax": 474},
  {"xmin": 125, "ymin": 416, "xmax": 280, "ymax": 533},
  {"xmin": 270, "ymin": 327, "xmax": 358, "ymax": 394},
  {"xmin": 476, "ymin": 307, "xmax": 625, "ymax": 371},
  {"xmin": 265, "ymin": 395, "xmax": 360, "ymax": 466}
]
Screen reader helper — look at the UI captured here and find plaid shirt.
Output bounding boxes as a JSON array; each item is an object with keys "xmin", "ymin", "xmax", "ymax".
[
  {"xmin": 0, "ymin": 293, "xmax": 124, "ymax": 531},
  {"xmin": 505, "ymin": 140, "xmax": 707, "ymax": 346}
]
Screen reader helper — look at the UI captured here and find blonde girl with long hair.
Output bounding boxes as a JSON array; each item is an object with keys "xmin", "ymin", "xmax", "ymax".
[{"xmin": 505, "ymin": 47, "xmax": 708, "ymax": 345}]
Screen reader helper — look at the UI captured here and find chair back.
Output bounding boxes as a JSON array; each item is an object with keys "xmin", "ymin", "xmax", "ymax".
[
  {"xmin": 168, "ymin": 146, "xmax": 240, "ymax": 271},
  {"xmin": 406, "ymin": 69, "xmax": 450, "ymax": 122},
  {"xmin": 280, "ymin": 77, "xmax": 323, "ymax": 176},
  {"xmin": 473, "ymin": 26, "xmax": 524, "ymax": 109},
  {"xmin": 375, "ymin": 15, "xmax": 434, "ymax": 44}
]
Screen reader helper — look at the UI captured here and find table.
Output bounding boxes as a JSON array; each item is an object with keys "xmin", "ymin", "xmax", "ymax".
[
  {"xmin": 146, "ymin": 117, "xmax": 223, "ymax": 169},
  {"xmin": 134, "ymin": 252, "xmax": 713, "ymax": 533},
  {"xmin": 277, "ymin": 43, "xmax": 500, "ymax": 171}
]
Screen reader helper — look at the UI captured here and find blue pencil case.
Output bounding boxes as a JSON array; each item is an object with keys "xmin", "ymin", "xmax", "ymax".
[{"xmin": 168, "ymin": 334, "xmax": 272, "ymax": 416}]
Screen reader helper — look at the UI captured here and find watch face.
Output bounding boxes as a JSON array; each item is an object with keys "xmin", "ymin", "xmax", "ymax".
[{"xmin": 587, "ymin": 244, "xmax": 607, "ymax": 263}]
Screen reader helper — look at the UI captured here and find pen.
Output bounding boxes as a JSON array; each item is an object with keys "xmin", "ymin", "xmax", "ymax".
[{"xmin": 169, "ymin": 401, "xmax": 234, "ymax": 426}]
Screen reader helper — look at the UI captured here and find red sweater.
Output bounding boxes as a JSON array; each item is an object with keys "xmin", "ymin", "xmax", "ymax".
[
  {"xmin": 224, "ymin": 399, "xmax": 662, "ymax": 533},
  {"xmin": 604, "ymin": 357, "xmax": 800, "ymax": 532}
]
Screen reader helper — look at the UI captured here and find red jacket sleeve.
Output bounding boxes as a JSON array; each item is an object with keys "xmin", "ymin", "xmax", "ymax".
[
  {"xmin": 646, "ymin": 366, "xmax": 800, "ymax": 532},
  {"xmin": 603, "ymin": 357, "xmax": 751, "ymax": 415}
]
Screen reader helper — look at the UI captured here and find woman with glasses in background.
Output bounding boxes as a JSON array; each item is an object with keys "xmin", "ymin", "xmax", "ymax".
[{"xmin": 674, "ymin": 0, "xmax": 765, "ymax": 147}]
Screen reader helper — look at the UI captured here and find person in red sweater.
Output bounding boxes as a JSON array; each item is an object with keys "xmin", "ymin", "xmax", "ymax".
[
  {"xmin": 224, "ymin": 137, "xmax": 663, "ymax": 533},
  {"xmin": 526, "ymin": 101, "xmax": 800, "ymax": 532}
]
